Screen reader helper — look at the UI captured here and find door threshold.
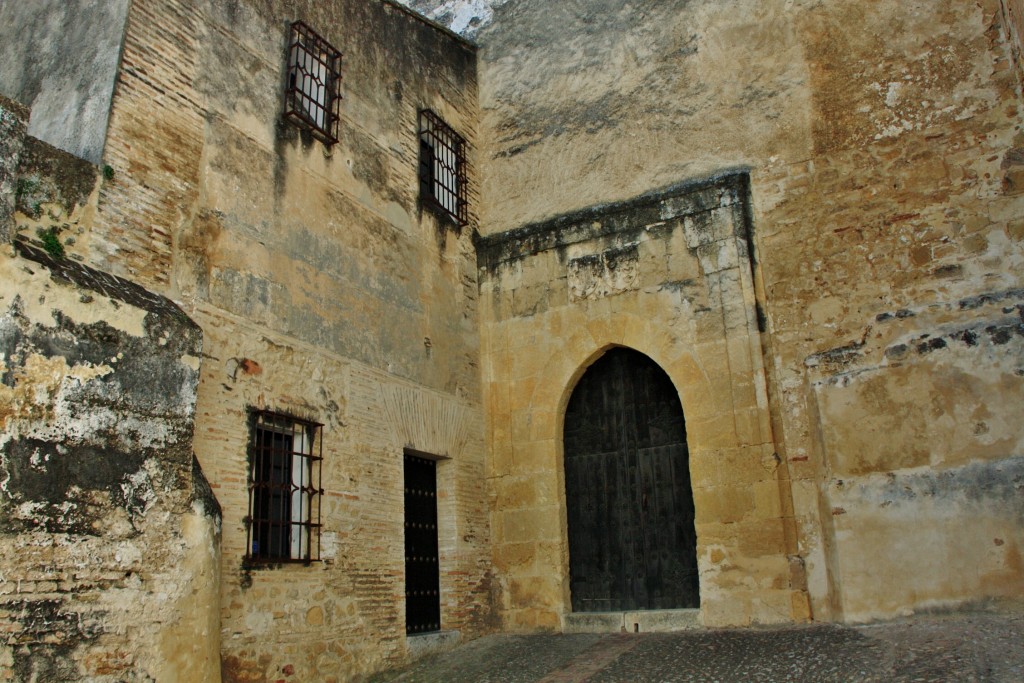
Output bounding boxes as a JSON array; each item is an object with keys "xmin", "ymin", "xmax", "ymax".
[
  {"xmin": 563, "ymin": 608, "xmax": 701, "ymax": 633},
  {"xmin": 407, "ymin": 630, "xmax": 460, "ymax": 661}
]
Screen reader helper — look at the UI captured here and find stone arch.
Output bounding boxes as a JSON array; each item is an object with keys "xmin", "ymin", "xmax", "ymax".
[
  {"xmin": 514, "ymin": 314, "xmax": 713, "ymax": 617},
  {"xmin": 479, "ymin": 173, "xmax": 800, "ymax": 629}
]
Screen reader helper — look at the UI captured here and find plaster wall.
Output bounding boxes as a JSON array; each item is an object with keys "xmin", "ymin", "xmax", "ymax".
[
  {"xmin": 475, "ymin": 0, "xmax": 1024, "ymax": 624},
  {"xmin": 0, "ymin": 0, "xmax": 129, "ymax": 164}
]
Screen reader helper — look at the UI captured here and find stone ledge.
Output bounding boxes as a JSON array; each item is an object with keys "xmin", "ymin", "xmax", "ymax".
[
  {"xmin": 476, "ymin": 170, "xmax": 750, "ymax": 271},
  {"xmin": 564, "ymin": 609, "xmax": 702, "ymax": 633},
  {"xmin": 14, "ymin": 237, "xmax": 199, "ymax": 331}
]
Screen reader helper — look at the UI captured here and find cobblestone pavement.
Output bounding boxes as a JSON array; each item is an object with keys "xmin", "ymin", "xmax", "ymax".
[{"xmin": 371, "ymin": 611, "xmax": 1024, "ymax": 683}]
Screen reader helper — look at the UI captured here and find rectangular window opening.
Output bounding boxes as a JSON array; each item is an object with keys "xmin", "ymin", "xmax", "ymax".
[
  {"xmin": 283, "ymin": 21, "xmax": 342, "ymax": 145},
  {"xmin": 419, "ymin": 109, "xmax": 468, "ymax": 227},
  {"xmin": 247, "ymin": 410, "xmax": 323, "ymax": 564}
]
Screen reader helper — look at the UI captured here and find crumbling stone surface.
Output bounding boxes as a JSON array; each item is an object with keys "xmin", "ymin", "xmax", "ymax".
[
  {"xmin": 393, "ymin": 0, "xmax": 508, "ymax": 37},
  {"xmin": 0, "ymin": 94, "xmax": 27, "ymax": 244},
  {"xmin": 11, "ymin": 136, "xmax": 101, "ymax": 264},
  {"xmin": 0, "ymin": 242, "xmax": 220, "ymax": 681}
]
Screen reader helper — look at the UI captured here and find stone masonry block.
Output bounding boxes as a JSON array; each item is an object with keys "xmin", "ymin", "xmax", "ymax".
[
  {"xmin": 693, "ymin": 485, "xmax": 756, "ymax": 525},
  {"xmin": 501, "ymin": 508, "xmax": 562, "ymax": 545}
]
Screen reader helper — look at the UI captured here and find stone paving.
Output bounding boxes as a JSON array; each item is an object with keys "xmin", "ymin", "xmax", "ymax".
[{"xmin": 372, "ymin": 611, "xmax": 1024, "ymax": 683}]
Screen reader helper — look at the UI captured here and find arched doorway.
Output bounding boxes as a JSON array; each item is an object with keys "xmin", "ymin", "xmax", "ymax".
[{"xmin": 563, "ymin": 347, "xmax": 699, "ymax": 612}]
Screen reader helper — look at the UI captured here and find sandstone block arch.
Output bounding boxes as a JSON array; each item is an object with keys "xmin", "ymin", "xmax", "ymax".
[{"xmin": 479, "ymin": 173, "xmax": 808, "ymax": 629}]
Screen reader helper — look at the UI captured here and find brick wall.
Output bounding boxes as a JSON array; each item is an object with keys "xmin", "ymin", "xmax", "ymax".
[
  {"xmin": 81, "ymin": 0, "xmax": 490, "ymax": 679},
  {"xmin": 93, "ymin": 0, "xmax": 205, "ymax": 289},
  {"xmin": 3, "ymin": 0, "xmax": 489, "ymax": 679}
]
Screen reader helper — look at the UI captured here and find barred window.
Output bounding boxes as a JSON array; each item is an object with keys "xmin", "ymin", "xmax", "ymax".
[
  {"xmin": 283, "ymin": 21, "xmax": 342, "ymax": 145},
  {"xmin": 246, "ymin": 410, "xmax": 323, "ymax": 563},
  {"xmin": 419, "ymin": 110, "xmax": 468, "ymax": 226}
]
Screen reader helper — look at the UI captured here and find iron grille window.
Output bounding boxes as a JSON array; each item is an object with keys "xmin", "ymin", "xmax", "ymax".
[
  {"xmin": 246, "ymin": 410, "xmax": 323, "ymax": 563},
  {"xmin": 283, "ymin": 21, "xmax": 342, "ymax": 145},
  {"xmin": 419, "ymin": 110, "xmax": 468, "ymax": 226}
]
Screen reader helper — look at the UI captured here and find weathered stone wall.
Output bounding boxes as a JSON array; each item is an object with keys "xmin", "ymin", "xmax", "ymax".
[
  {"xmin": 179, "ymin": 0, "xmax": 482, "ymax": 398},
  {"xmin": 758, "ymin": 0, "xmax": 1024, "ymax": 622},
  {"xmin": 0, "ymin": 0, "xmax": 488, "ymax": 678},
  {"xmin": 0, "ymin": 95, "xmax": 28, "ymax": 245},
  {"xmin": 17, "ymin": 0, "xmax": 492, "ymax": 679},
  {"xmin": 0, "ymin": 0, "xmax": 130, "ymax": 164},
  {"xmin": 9, "ymin": 134, "xmax": 104, "ymax": 267},
  {"xmin": 0, "ymin": 116, "xmax": 220, "ymax": 680},
  {"xmin": 3, "ymin": 3, "xmax": 1020, "ymax": 679},
  {"xmin": 478, "ymin": 174, "xmax": 804, "ymax": 629},
  {"xmin": 475, "ymin": 0, "xmax": 1024, "ymax": 625}
]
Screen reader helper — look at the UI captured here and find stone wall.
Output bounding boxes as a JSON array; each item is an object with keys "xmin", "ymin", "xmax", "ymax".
[
  {"xmin": 2, "ymin": 0, "xmax": 490, "ymax": 679},
  {"xmin": 478, "ymin": 174, "xmax": 804, "ymax": 629},
  {"xmin": 2, "ymin": 2, "xmax": 1022, "ymax": 679},
  {"xmin": 475, "ymin": 0, "xmax": 1024, "ymax": 625},
  {"xmin": 394, "ymin": 0, "xmax": 507, "ymax": 37},
  {"xmin": 3, "ymin": 0, "xmax": 491, "ymax": 679},
  {"xmin": 0, "ymin": 95, "xmax": 220, "ymax": 679},
  {"xmin": 1002, "ymin": 0, "xmax": 1024, "ymax": 83},
  {"xmin": 0, "ymin": 95, "xmax": 28, "ymax": 244},
  {"xmin": 0, "ymin": 244, "xmax": 221, "ymax": 682}
]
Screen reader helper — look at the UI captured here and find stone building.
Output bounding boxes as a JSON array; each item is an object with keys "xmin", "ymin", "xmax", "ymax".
[{"xmin": 0, "ymin": 0, "xmax": 1022, "ymax": 681}]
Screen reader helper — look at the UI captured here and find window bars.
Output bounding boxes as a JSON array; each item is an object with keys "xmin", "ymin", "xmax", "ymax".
[
  {"xmin": 246, "ymin": 410, "xmax": 324, "ymax": 563},
  {"xmin": 283, "ymin": 21, "xmax": 342, "ymax": 145},
  {"xmin": 419, "ymin": 110, "xmax": 468, "ymax": 226}
]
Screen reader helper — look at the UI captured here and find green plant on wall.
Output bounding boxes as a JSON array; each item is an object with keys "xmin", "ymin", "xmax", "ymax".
[{"xmin": 37, "ymin": 226, "xmax": 65, "ymax": 259}]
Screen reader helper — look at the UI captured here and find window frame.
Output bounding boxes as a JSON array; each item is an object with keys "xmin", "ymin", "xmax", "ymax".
[
  {"xmin": 419, "ymin": 109, "xmax": 468, "ymax": 227},
  {"xmin": 282, "ymin": 21, "xmax": 342, "ymax": 146},
  {"xmin": 245, "ymin": 409, "xmax": 324, "ymax": 565}
]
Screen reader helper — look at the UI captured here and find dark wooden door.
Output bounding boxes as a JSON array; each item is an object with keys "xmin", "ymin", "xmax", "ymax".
[
  {"xmin": 404, "ymin": 452, "xmax": 440, "ymax": 634},
  {"xmin": 563, "ymin": 348, "xmax": 699, "ymax": 612}
]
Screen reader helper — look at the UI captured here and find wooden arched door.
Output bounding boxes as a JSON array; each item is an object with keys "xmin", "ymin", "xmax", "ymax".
[{"xmin": 563, "ymin": 348, "xmax": 699, "ymax": 612}]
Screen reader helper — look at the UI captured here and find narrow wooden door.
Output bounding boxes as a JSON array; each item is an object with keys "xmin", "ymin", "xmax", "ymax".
[
  {"xmin": 404, "ymin": 452, "xmax": 440, "ymax": 634},
  {"xmin": 563, "ymin": 348, "xmax": 699, "ymax": 612}
]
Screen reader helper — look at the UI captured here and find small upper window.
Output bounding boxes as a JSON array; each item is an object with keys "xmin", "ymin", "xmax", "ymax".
[
  {"xmin": 419, "ymin": 109, "xmax": 468, "ymax": 226},
  {"xmin": 246, "ymin": 410, "xmax": 323, "ymax": 563},
  {"xmin": 283, "ymin": 21, "xmax": 342, "ymax": 145}
]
